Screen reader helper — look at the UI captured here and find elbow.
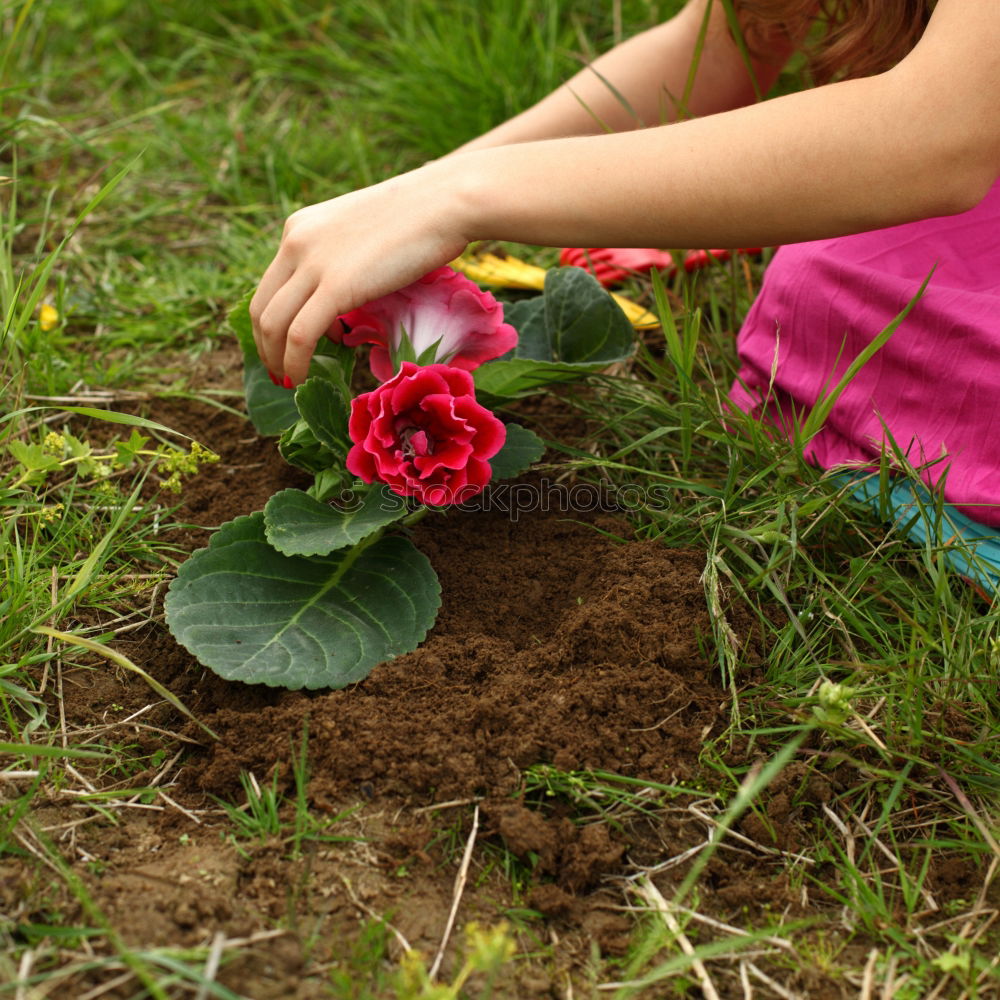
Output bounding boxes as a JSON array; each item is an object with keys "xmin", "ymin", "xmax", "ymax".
[
  {"xmin": 927, "ymin": 184, "xmax": 986, "ymax": 220},
  {"xmin": 907, "ymin": 154, "xmax": 998, "ymax": 221},
  {"xmin": 922, "ymin": 114, "xmax": 1000, "ymax": 217},
  {"xmin": 877, "ymin": 65, "xmax": 1000, "ymax": 220},
  {"xmin": 949, "ymin": 164, "xmax": 998, "ymax": 216}
]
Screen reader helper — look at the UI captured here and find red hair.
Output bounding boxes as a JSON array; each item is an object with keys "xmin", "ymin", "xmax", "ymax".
[{"xmin": 738, "ymin": 0, "xmax": 934, "ymax": 82}]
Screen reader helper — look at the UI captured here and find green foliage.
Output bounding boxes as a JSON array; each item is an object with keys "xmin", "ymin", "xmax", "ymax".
[
  {"xmin": 4, "ymin": 423, "xmax": 215, "ymax": 498},
  {"xmin": 541, "ymin": 266, "xmax": 636, "ymax": 363},
  {"xmin": 164, "ymin": 512, "xmax": 441, "ymax": 689},
  {"xmin": 476, "ymin": 268, "xmax": 636, "ymax": 399},
  {"xmin": 317, "ymin": 0, "xmax": 648, "ymax": 161},
  {"xmin": 264, "ymin": 485, "xmax": 407, "ymax": 557},
  {"xmin": 489, "ymin": 423, "xmax": 545, "ymax": 480},
  {"xmin": 244, "ymin": 362, "xmax": 302, "ymax": 436},
  {"xmin": 395, "ymin": 921, "xmax": 516, "ymax": 1000},
  {"xmin": 170, "ymin": 238, "xmax": 617, "ymax": 692},
  {"xmin": 278, "ymin": 369, "xmax": 355, "ymax": 485},
  {"xmin": 215, "ymin": 726, "xmax": 361, "ymax": 860},
  {"xmin": 0, "ymin": 409, "xmax": 204, "ymax": 731},
  {"xmin": 4, "ymin": 1, "xmax": 1000, "ymax": 995}
]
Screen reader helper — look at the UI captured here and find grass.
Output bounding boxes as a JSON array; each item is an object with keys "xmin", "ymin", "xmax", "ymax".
[
  {"xmin": 2, "ymin": 0, "xmax": 999, "ymax": 997},
  {"xmin": 213, "ymin": 723, "xmax": 362, "ymax": 857},
  {"xmin": 557, "ymin": 263, "xmax": 1000, "ymax": 994}
]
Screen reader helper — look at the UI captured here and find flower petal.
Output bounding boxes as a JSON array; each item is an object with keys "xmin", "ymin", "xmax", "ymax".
[{"xmin": 339, "ymin": 267, "xmax": 518, "ymax": 380}]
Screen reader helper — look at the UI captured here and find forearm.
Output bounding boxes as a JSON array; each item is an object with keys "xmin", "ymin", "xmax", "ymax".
[
  {"xmin": 449, "ymin": 0, "xmax": 1000, "ymax": 248},
  {"xmin": 446, "ymin": 64, "xmax": 995, "ymax": 252},
  {"xmin": 452, "ymin": 0, "xmax": 793, "ymax": 154}
]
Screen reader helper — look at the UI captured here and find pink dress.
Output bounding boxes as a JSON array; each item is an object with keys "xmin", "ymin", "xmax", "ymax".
[{"xmin": 731, "ymin": 177, "xmax": 1000, "ymax": 529}]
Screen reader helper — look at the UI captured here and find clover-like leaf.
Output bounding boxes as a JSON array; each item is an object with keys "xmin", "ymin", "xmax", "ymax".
[
  {"xmin": 164, "ymin": 513, "xmax": 440, "ymax": 690},
  {"xmin": 264, "ymin": 486, "xmax": 407, "ymax": 557},
  {"xmin": 490, "ymin": 423, "xmax": 545, "ymax": 480}
]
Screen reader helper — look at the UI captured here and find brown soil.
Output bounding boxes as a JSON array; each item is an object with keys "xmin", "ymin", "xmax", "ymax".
[{"xmin": 5, "ymin": 348, "xmax": 992, "ymax": 999}]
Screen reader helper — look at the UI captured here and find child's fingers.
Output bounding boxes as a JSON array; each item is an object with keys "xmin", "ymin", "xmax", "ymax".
[
  {"xmin": 281, "ymin": 289, "xmax": 339, "ymax": 386},
  {"xmin": 250, "ymin": 258, "xmax": 295, "ymax": 348},
  {"xmin": 255, "ymin": 274, "xmax": 317, "ymax": 376}
]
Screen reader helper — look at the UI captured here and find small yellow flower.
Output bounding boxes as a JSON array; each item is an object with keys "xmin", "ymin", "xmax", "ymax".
[
  {"xmin": 39, "ymin": 303, "xmax": 59, "ymax": 332},
  {"xmin": 43, "ymin": 431, "xmax": 66, "ymax": 455},
  {"xmin": 41, "ymin": 503, "xmax": 64, "ymax": 524}
]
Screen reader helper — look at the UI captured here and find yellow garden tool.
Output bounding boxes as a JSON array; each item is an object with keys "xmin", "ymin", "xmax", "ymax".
[{"xmin": 452, "ymin": 252, "xmax": 660, "ymax": 330}]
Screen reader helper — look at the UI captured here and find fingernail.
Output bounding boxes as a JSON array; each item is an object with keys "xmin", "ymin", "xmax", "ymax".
[
  {"xmin": 282, "ymin": 375, "xmax": 294, "ymax": 389},
  {"xmin": 268, "ymin": 370, "xmax": 280, "ymax": 386}
]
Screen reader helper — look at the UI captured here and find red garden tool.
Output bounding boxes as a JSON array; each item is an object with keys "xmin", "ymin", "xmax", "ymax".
[
  {"xmin": 558, "ymin": 247, "xmax": 675, "ymax": 286},
  {"xmin": 559, "ymin": 246, "xmax": 762, "ymax": 287}
]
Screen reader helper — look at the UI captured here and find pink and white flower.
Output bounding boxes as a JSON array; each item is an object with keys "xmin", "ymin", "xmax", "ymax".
[{"xmin": 336, "ymin": 266, "xmax": 517, "ymax": 382}]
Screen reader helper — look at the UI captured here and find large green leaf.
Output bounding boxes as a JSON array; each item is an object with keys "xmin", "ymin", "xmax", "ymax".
[
  {"xmin": 164, "ymin": 513, "xmax": 440, "ymax": 690},
  {"xmin": 228, "ymin": 293, "xmax": 300, "ymax": 436},
  {"xmin": 477, "ymin": 268, "xmax": 635, "ymax": 399},
  {"xmin": 501, "ymin": 296, "xmax": 547, "ymax": 360},
  {"xmin": 244, "ymin": 360, "xmax": 301, "ymax": 436},
  {"xmin": 474, "ymin": 358, "xmax": 598, "ymax": 399},
  {"xmin": 490, "ymin": 423, "xmax": 545, "ymax": 480},
  {"xmin": 295, "ymin": 376, "xmax": 351, "ymax": 459},
  {"xmin": 546, "ymin": 267, "xmax": 634, "ymax": 364},
  {"xmin": 264, "ymin": 486, "xmax": 406, "ymax": 557}
]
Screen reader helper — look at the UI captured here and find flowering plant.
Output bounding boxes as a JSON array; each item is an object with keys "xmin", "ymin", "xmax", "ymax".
[{"xmin": 166, "ymin": 265, "xmax": 637, "ymax": 689}]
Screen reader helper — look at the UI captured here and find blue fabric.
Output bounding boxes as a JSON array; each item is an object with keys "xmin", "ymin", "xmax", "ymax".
[{"xmin": 846, "ymin": 475, "xmax": 1000, "ymax": 593}]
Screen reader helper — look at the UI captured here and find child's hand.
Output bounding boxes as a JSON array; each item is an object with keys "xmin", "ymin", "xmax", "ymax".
[{"xmin": 250, "ymin": 164, "xmax": 470, "ymax": 386}]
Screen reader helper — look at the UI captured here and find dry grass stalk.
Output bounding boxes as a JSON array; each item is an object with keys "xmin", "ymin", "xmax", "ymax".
[
  {"xmin": 688, "ymin": 801, "xmax": 817, "ymax": 866},
  {"xmin": 193, "ymin": 930, "xmax": 226, "ymax": 1000},
  {"xmin": 339, "ymin": 874, "xmax": 412, "ymax": 954},
  {"xmin": 412, "ymin": 796, "xmax": 483, "ymax": 814},
  {"xmin": 429, "ymin": 803, "xmax": 480, "ymax": 981},
  {"xmin": 634, "ymin": 878, "xmax": 722, "ymax": 1000},
  {"xmin": 743, "ymin": 960, "xmax": 801, "ymax": 999}
]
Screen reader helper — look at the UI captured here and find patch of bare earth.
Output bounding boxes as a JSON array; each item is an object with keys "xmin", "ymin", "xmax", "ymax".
[{"xmin": 4, "ymin": 348, "xmax": 992, "ymax": 999}]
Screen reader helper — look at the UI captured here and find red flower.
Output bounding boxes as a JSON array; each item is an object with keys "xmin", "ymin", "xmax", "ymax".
[
  {"xmin": 346, "ymin": 362, "xmax": 506, "ymax": 506},
  {"xmin": 337, "ymin": 266, "xmax": 517, "ymax": 382}
]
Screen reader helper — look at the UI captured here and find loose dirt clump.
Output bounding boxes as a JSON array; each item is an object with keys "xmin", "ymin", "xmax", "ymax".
[{"xmin": 186, "ymin": 514, "xmax": 723, "ymax": 811}]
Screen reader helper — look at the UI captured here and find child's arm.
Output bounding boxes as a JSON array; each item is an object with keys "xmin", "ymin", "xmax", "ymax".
[
  {"xmin": 460, "ymin": 0, "xmax": 1000, "ymax": 249},
  {"xmin": 252, "ymin": 0, "xmax": 1000, "ymax": 385}
]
